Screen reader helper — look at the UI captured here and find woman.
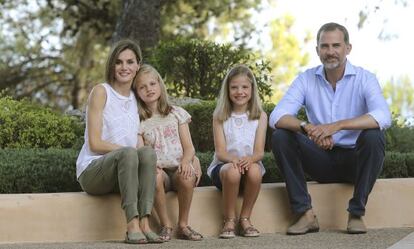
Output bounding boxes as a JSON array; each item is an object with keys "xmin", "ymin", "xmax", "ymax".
[{"xmin": 76, "ymin": 39, "xmax": 162, "ymax": 244}]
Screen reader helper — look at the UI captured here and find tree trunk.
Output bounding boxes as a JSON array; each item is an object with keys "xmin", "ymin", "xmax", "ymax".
[{"xmin": 112, "ymin": 0, "xmax": 166, "ymax": 51}]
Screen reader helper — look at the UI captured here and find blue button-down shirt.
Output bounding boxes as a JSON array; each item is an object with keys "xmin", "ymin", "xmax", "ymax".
[{"xmin": 269, "ymin": 60, "xmax": 391, "ymax": 148}]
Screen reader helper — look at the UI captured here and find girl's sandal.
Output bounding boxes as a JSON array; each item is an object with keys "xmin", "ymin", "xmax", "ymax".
[
  {"xmin": 159, "ymin": 226, "xmax": 173, "ymax": 242},
  {"xmin": 239, "ymin": 217, "xmax": 260, "ymax": 237},
  {"xmin": 178, "ymin": 226, "xmax": 203, "ymax": 241},
  {"xmin": 219, "ymin": 218, "xmax": 236, "ymax": 239}
]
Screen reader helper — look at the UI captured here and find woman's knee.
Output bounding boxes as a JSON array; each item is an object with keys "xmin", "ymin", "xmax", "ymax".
[
  {"xmin": 117, "ymin": 147, "xmax": 139, "ymax": 170},
  {"xmin": 138, "ymin": 146, "xmax": 157, "ymax": 164},
  {"xmin": 118, "ymin": 147, "xmax": 138, "ymax": 159}
]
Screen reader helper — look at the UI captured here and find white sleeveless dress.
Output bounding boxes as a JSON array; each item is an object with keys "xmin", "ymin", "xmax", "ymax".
[{"xmin": 207, "ymin": 112, "xmax": 265, "ymax": 177}]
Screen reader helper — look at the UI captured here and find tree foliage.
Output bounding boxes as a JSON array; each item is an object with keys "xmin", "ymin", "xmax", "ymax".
[
  {"xmin": 161, "ymin": 0, "xmax": 262, "ymax": 47},
  {"xmin": 147, "ymin": 38, "xmax": 272, "ymax": 101},
  {"xmin": 383, "ymin": 75, "xmax": 414, "ymax": 118},
  {"xmin": 265, "ymin": 14, "xmax": 310, "ymax": 101},
  {"xmin": 0, "ymin": 0, "xmax": 264, "ymax": 110}
]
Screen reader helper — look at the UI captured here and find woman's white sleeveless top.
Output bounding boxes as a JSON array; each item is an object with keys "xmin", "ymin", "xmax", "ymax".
[{"xmin": 76, "ymin": 83, "xmax": 139, "ymax": 178}]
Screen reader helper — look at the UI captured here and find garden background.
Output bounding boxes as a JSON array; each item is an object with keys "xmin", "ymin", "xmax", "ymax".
[{"xmin": 0, "ymin": 0, "xmax": 413, "ymax": 193}]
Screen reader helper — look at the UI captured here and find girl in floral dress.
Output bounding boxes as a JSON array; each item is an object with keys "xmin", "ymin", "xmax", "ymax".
[{"xmin": 133, "ymin": 64, "xmax": 203, "ymax": 241}]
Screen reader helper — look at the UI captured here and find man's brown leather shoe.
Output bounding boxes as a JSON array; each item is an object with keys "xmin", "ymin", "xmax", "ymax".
[
  {"xmin": 287, "ymin": 213, "xmax": 319, "ymax": 235},
  {"xmin": 347, "ymin": 214, "xmax": 367, "ymax": 234}
]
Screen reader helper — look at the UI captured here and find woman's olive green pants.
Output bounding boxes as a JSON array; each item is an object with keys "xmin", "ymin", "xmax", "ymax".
[{"xmin": 79, "ymin": 146, "xmax": 156, "ymax": 222}]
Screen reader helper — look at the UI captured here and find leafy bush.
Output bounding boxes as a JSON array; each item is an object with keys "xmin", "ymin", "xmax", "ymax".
[
  {"xmin": 147, "ymin": 38, "xmax": 272, "ymax": 101},
  {"xmin": 1, "ymin": 148, "xmax": 412, "ymax": 193},
  {"xmin": 380, "ymin": 151, "xmax": 408, "ymax": 178},
  {"xmin": 385, "ymin": 120, "xmax": 414, "ymax": 153},
  {"xmin": 186, "ymin": 101, "xmax": 216, "ymax": 152},
  {"xmin": 0, "ymin": 96, "xmax": 83, "ymax": 149},
  {"xmin": 406, "ymin": 153, "xmax": 414, "ymax": 177},
  {"xmin": 0, "ymin": 149, "xmax": 81, "ymax": 193}
]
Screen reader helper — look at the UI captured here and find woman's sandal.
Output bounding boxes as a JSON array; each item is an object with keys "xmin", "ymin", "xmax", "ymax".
[
  {"xmin": 142, "ymin": 231, "xmax": 164, "ymax": 243},
  {"xmin": 159, "ymin": 226, "xmax": 173, "ymax": 242},
  {"xmin": 125, "ymin": 231, "xmax": 147, "ymax": 244},
  {"xmin": 178, "ymin": 226, "xmax": 203, "ymax": 241},
  {"xmin": 239, "ymin": 217, "xmax": 260, "ymax": 237},
  {"xmin": 219, "ymin": 218, "xmax": 236, "ymax": 239}
]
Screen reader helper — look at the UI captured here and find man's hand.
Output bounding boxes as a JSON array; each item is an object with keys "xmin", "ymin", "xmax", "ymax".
[
  {"xmin": 307, "ymin": 123, "xmax": 340, "ymax": 143},
  {"xmin": 315, "ymin": 136, "xmax": 334, "ymax": 150}
]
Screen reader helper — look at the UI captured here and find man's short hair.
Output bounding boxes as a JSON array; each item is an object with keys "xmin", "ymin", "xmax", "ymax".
[{"xmin": 317, "ymin": 22, "xmax": 350, "ymax": 45}]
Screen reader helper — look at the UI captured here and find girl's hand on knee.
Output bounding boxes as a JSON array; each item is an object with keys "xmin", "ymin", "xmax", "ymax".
[
  {"xmin": 231, "ymin": 158, "xmax": 239, "ymax": 170},
  {"xmin": 179, "ymin": 161, "xmax": 193, "ymax": 179},
  {"xmin": 239, "ymin": 157, "xmax": 253, "ymax": 172}
]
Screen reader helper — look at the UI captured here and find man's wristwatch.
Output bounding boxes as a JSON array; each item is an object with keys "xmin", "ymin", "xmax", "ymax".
[{"xmin": 299, "ymin": 121, "xmax": 308, "ymax": 135}]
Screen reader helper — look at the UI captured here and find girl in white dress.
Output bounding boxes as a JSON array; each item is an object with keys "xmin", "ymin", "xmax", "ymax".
[
  {"xmin": 133, "ymin": 64, "xmax": 203, "ymax": 241},
  {"xmin": 207, "ymin": 64, "xmax": 268, "ymax": 239}
]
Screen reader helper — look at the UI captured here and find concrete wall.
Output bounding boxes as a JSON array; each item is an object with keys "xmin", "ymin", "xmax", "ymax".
[{"xmin": 0, "ymin": 178, "xmax": 413, "ymax": 243}]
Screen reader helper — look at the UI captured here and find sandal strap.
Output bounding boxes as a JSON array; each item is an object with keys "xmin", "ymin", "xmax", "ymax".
[
  {"xmin": 239, "ymin": 217, "xmax": 250, "ymax": 222},
  {"xmin": 159, "ymin": 226, "xmax": 173, "ymax": 242},
  {"xmin": 223, "ymin": 217, "xmax": 237, "ymax": 224},
  {"xmin": 221, "ymin": 227, "xmax": 235, "ymax": 233},
  {"xmin": 186, "ymin": 226, "xmax": 204, "ymax": 238},
  {"xmin": 159, "ymin": 226, "xmax": 173, "ymax": 235},
  {"xmin": 244, "ymin": 226, "xmax": 260, "ymax": 233},
  {"xmin": 180, "ymin": 226, "xmax": 203, "ymax": 240}
]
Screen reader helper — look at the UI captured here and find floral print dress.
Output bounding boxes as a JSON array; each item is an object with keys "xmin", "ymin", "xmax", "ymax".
[{"xmin": 139, "ymin": 106, "xmax": 191, "ymax": 169}]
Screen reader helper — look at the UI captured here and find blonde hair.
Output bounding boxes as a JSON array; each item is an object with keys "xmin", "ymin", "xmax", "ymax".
[
  {"xmin": 213, "ymin": 64, "xmax": 263, "ymax": 122},
  {"xmin": 132, "ymin": 64, "xmax": 172, "ymax": 120},
  {"xmin": 105, "ymin": 39, "xmax": 142, "ymax": 85}
]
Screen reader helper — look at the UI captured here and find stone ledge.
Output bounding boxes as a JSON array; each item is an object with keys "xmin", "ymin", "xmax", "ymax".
[{"xmin": 0, "ymin": 178, "xmax": 413, "ymax": 243}]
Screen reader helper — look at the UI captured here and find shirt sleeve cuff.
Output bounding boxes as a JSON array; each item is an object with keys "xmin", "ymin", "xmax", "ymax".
[
  {"xmin": 269, "ymin": 110, "xmax": 291, "ymax": 129},
  {"xmin": 367, "ymin": 110, "xmax": 392, "ymax": 130}
]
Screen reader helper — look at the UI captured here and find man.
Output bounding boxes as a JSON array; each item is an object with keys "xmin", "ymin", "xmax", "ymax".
[{"xmin": 269, "ymin": 22, "xmax": 391, "ymax": 235}]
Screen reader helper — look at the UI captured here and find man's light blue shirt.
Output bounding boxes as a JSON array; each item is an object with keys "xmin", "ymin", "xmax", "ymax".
[{"xmin": 269, "ymin": 60, "xmax": 391, "ymax": 148}]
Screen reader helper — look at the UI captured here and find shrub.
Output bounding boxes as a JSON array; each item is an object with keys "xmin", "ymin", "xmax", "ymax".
[
  {"xmin": 0, "ymin": 96, "xmax": 83, "ymax": 149},
  {"xmin": 147, "ymin": 38, "xmax": 272, "ymax": 101},
  {"xmin": 1, "ymin": 149, "xmax": 412, "ymax": 193},
  {"xmin": 380, "ymin": 151, "xmax": 408, "ymax": 178},
  {"xmin": 0, "ymin": 149, "xmax": 81, "ymax": 193},
  {"xmin": 385, "ymin": 122, "xmax": 414, "ymax": 153},
  {"xmin": 186, "ymin": 101, "xmax": 216, "ymax": 152},
  {"xmin": 405, "ymin": 153, "xmax": 414, "ymax": 177}
]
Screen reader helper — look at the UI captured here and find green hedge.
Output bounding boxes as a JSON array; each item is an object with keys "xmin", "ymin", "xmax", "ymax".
[
  {"xmin": 0, "ymin": 148, "xmax": 413, "ymax": 193},
  {"xmin": 0, "ymin": 149, "xmax": 81, "ymax": 193},
  {"xmin": 0, "ymin": 96, "xmax": 83, "ymax": 149},
  {"xmin": 2, "ymin": 96, "xmax": 412, "ymax": 154}
]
